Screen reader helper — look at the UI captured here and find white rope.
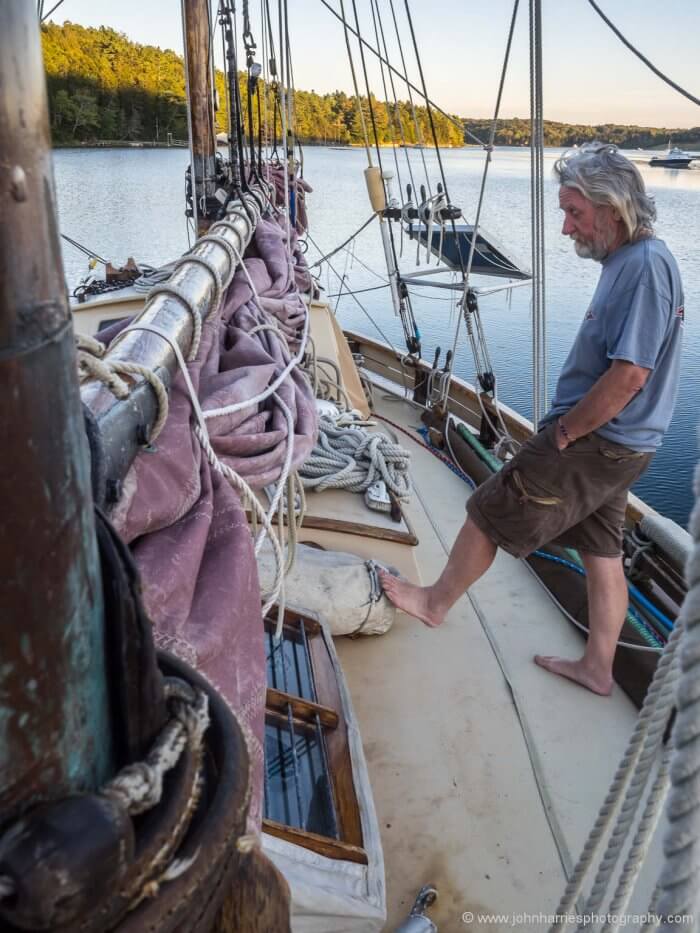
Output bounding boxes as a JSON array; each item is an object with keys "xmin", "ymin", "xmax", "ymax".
[
  {"xmin": 102, "ymin": 682, "xmax": 209, "ymax": 816},
  {"xmin": 77, "ymin": 340, "xmax": 170, "ymax": 442},
  {"xmin": 548, "ymin": 617, "xmax": 684, "ymax": 931},
  {"xmin": 201, "ymin": 254, "xmax": 310, "ymax": 420},
  {"xmin": 147, "ymin": 283, "xmax": 203, "ymax": 362},
  {"xmin": 299, "ymin": 414, "xmax": 411, "ymax": 499},
  {"xmin": 120, "ymin": 322, "xmax": 288, "ymax": 636},
  {"xmin": 654, "ymin": 460, "xmax": 700, "ymax": 928},
  {"xmin": 602, "ymin": 746, "xmax": 672, "ymax": 932}
]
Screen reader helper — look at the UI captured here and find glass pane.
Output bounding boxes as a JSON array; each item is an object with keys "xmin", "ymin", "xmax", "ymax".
[
  {"xmin": 265, "ymin": 625, "xmax": 316, "ymax": 700},
  {"xmin": 264, "ymin": 717, "xmax": 337, "ymax": 838}
]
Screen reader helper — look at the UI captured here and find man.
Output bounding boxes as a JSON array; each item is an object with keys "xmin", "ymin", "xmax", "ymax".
[{"xmin": 380, "ymin": 143, "xmax": 684, "ymax": 696}]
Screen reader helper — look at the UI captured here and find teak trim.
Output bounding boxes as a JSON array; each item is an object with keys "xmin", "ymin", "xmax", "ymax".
[
  {"xmin": 263, "ymin": 818, "xmax": 368, "ymax": 865},
  {"xmin": 266, "ymin": 687, "xmax": 339, "ymax": 730}
]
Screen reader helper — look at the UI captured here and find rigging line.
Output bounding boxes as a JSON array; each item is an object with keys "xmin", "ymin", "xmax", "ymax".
[
  {"xmin": 60, "ymin": 233, "xmax": 108, "ymax": 265},
  {"xmin": 362, "ymin": 0, "xmax": 403, "ymax": 295},
  {"xmin": 284, "ymin": 21, "xmax": 305, "ymax": 176},
  {"xmin": 350, "ymin": 0, "xmax": 385, "ymax": 172},
  {"xmin": 334, "ymin": 238, "xmax": 353, "ymax": 313},
  {"xmin": 318, "ymin": 0, "xmax": 483, "ymax": 146},
  {"xmin": 338, "ymin": 0, "xmax": 373, "ymax": 164},
  {"xmin": 306, "ymin": 230, "xmax": 403, "ymax": 355},
  {"xmin": 309, "ymin": 213, "xmax": 377, "ymax": 269},
  {"xmin": 205, "ymin": 0, "xmax": 219, "ymax": 170},
  {"xmin": 586, "ymin": 0, "xmax": 699, "ymax": 107},
  {"xmin": 282, "ymin": 0, "xmax": 296, "ymax": 159},
  {"xmin": 40, "ymin": 0, "xmax": 66, "ymax": 22},
  {"xmin": 221, "ymin": 22, "xmax": 233, "ymax": 155},
  {"xmin": 342, "ymin": 248, "xmax": 389, "ymax": 283},
  {"xmin": 401, "ymin": 0, "xmax": 450, "ymax": 201},
  {"xmin": 234, "ymin": 11, "xmax": 250, "ymax": 190},
  {"xmin": 439, "ymin": 0, "xmax": 520, "ymax": 408},
  {"xmin": 393, "ymin": 0, "xmax": 470, "ymax": 299},
  {"xmin": 327, "ymin": 283, "xmax": 389, "ymax": 298},
  {"xmin": 529, "ymin": 0, "xmax": 547, "ymax": 427},
  {"xmin": 372, "ymin": 0, "xmax": 416, "ymax": 198},
  {"xmin": 369, "ymin": 0, "xmax": 404, "ymax": 196},
  {"xmin": 276, "ymin": 0, "xmax": 291, "ymax": 244},
  {"xmin": 387, "ymin": 0, "xmax": 432, "ymax": 194},
  {"xmin": 260, "ymin": 0, "xmax": 271, "ymax": 164}
]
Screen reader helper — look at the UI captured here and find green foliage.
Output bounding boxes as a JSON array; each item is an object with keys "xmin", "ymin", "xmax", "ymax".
[
  {"xmin": 463, "ymin": 117, "xmax": 700, "ymax": 149},
  {"xmin": 41, "ymin": 22, "xmax": 464, "ymax": 147},
  {"xmin": 43, "ymin": 22, "xmax": 190, "ymax": 143},
  {"xmin": 42, "ymin": 23, "xmax": 698, "ymax": 150}
]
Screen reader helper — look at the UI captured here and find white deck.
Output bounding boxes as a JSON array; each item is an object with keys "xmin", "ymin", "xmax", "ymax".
[{"xmin": 333, "ymin": 393, "xmax": 665, "ymax": 931}]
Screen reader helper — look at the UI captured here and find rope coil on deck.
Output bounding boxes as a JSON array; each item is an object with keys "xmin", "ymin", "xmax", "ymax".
[{"xmin": 298, "ymin": 414, "xmax": 411, "ymax": 499}]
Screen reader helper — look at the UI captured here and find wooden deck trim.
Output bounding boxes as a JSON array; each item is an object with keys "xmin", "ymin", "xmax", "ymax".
[
  {"xmin": 308, "ymin": 630, "xmax": 365, "ymax": 849},
  {"xmin": 263, "ymin": 818, "xmax": 368, "ymax": 865},
  {"xmin": 266, "ymin": 687, "xmax": 339, "ymax": 730}
]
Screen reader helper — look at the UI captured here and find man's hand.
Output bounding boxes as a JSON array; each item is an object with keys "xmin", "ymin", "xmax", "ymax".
[{"xmin": 555, "ymin": 418, "xmax": 572, "ymax": 450}]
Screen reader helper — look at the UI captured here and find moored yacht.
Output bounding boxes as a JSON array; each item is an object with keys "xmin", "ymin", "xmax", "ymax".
[{"xmin": 649, "ymin": 145, "xmax": 695, "ymax": 168}]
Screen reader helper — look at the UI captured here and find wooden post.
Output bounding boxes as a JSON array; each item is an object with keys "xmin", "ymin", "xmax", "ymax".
[
  {"xmin": 0, "ymin": 1, "xmax": 112, "ymax": 823},
  {"xmin": 182, "ymin": 0, "xmax": 218, "ymax": 235}
]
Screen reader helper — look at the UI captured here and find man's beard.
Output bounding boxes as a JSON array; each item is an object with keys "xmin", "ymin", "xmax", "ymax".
[
  {"xmin": 572, "ymin": 237, "xmax": 608, "ymax": 261},
  {"xmin": 571, "ymin": 219, "xmax": 617, "ymax": 262}
]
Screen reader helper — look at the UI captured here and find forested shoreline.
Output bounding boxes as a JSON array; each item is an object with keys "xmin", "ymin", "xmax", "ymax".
[{"xmin": 43, "ymin": 23, "xmax": 700, "ymax": 150}]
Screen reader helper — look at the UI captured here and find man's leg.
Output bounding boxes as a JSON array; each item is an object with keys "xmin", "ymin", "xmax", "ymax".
[
  {"xmin": 535, "ymin": 551, "xmax": 628, "ymax": 695},
  {"xmin": 379, "ymin": 517, "xmax": 497, "ymax": 627}
]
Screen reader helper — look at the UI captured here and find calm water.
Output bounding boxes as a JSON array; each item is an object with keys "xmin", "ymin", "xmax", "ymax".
[{"xmin": 54, "ymin": 146, "xmax": 700, "ymax": 527}]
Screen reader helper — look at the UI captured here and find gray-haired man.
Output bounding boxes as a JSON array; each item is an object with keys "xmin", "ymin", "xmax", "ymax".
[{"xmin": 380, "ymin": 144, "xmax": 684, "ymax": 696}]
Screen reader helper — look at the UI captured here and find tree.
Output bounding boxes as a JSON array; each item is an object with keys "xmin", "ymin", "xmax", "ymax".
[{"xmin": 71, "ymin": 89, "xmax": 100, "ymax": 138}]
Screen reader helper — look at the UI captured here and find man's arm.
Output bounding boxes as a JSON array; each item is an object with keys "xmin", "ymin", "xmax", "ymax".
[{"xmin": 556, "ymin": 359, "xmax": 651, "ymax": 449}]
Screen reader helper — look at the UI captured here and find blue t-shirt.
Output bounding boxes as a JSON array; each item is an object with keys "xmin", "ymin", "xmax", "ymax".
[{"xmin": 544, "ymin": 237, "xmax": 684, "ymax": 451}]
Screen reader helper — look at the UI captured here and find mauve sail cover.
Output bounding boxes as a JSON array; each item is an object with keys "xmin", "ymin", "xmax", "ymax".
[{"xmin": 110, "ymin": 187, "xmax": 318, "ymax": 831}]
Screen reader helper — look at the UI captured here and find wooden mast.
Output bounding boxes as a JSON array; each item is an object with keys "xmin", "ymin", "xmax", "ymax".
[
  {"xmin": 0, "ymin": 2, "xmax": 112, "ymax": 821},
  {"xmin": 182, "ymin": 0, "xmax": 218, "ymax": 235}
]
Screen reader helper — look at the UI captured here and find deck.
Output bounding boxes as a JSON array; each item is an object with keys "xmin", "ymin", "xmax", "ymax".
[{"xmin": 331, "ymin": 391, "xmax": 664, "ymax": 931}]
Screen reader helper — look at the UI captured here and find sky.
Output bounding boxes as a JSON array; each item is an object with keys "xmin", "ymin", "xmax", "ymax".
[{"xmin": 48, "ymin": 0, "xmax": 700, "ymax": 129}]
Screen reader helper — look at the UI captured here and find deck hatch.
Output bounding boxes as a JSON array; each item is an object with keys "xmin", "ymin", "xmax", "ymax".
[{"xmin": 264, "ymin": 616, "xmax": 339, "ymax": 839}]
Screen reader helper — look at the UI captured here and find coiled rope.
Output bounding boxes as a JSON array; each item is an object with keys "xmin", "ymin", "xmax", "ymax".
[{"xmin": 299, "ymin": 414, "xmax": 411, "ymax": 499}]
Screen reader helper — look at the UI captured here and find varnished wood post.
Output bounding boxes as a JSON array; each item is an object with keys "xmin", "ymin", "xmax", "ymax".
[
  {"xmin": 0, "ymin": 2, "xmax": 112, "ymax": 823},
  {"xmin": 182, "ymin": 0, "xmax": 218, "ymax": 235}
]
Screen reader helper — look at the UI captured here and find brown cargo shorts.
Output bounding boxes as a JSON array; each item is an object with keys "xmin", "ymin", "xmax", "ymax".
[{"xmin": 466, "ymin": 421, "xmax": 654, "ymax": 559}]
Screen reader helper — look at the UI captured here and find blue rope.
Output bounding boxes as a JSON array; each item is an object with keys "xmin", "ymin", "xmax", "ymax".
[
  {"xmin": 416, "ymin": 426, "xmax": 476, "ymax": 488},
  {"xmin": 532, "ymin": 549, "xmax": 667, "ymax": 646}
]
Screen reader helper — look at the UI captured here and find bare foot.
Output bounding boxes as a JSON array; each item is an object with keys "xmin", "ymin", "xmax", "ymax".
[
  {"xmin": 534, "ymin": 655, "xmax": 613, "ymax": 696},
  {"xmin": 378, "ymin": 569, "xmax": 446, "ymax": 628}
]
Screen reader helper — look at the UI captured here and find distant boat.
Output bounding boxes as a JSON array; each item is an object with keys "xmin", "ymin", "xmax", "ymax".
[{"xmin": 649, "ymin": 146, "xmax": 695, "ymax": 168}]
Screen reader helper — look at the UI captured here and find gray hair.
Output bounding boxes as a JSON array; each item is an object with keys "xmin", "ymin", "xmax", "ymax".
[{"xmin": 553, "ymin": 143, "xmax": 656, "ymax": 241}]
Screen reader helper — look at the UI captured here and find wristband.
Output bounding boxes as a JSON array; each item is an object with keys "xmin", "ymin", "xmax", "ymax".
[{"xmin": 558, "ymin": 418, "xmax": 573, "ymax": 443}]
